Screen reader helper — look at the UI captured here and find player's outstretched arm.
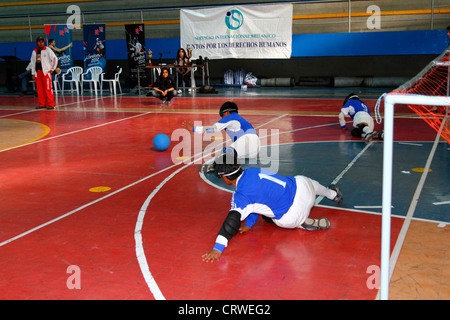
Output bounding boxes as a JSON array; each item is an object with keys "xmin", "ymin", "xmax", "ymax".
[
  {"xmin": 338, "ymin": 111, "xmax": 347, "ymax": 128},
  {"xmin": 202, "ymin": 210, "xmax": 241, "ymax": 263}
]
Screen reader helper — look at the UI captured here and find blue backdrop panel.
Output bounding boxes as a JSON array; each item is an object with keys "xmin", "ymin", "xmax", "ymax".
[
  {"xmin": 292, "ymin": 30, "xmax": 448, "ymax": 57},
  {"xmin": 1, "ymin": 30, "xmax": 448, "ymax": 62}
]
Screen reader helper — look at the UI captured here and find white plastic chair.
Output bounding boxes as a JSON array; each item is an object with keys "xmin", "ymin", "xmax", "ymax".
[
  {"xmin": 82, "ymin": 67, "xmax": 103, "ymax": 96},
  {"xmin": 62, "ymin": 67, "xmax": 83, "ymax": 95},
  {"xmin": 190, "ymin": 66, "xmax": 197, "ymax": 91},
  {"xmin": 101, "ymin": 67, "xmax": 122, "ymax": 95},
  {"xmin": 52, "ymin": 73, "xmax": 61, "ymax": 96}
]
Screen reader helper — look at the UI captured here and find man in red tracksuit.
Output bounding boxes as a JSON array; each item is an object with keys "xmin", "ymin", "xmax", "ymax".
[{"xmin": 30, "ymin": 36, "xmax": 58, "ymax": 110}]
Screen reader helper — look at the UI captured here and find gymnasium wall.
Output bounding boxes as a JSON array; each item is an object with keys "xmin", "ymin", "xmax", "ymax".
[{"xmin": 1, "ymin": 0, "xmax": 449, "ymax": 85}]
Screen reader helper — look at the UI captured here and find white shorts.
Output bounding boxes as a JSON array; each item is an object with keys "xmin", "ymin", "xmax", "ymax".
[
  {"xmin": 353, "ymin": 111, "xmax": 374, "ymax": 132},
  {"xmin": 230, "ymin": 133, "xmax": 260, "ymax": 159},
  {"xmin": 273, "ymin": 176, "xmax": 316, "ymax": 229}
]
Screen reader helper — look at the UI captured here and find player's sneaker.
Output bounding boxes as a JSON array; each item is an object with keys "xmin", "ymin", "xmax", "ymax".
[
  {"xmin": 329, "ymin": 184, "xmax": 343, "ymax": 204},
  {"xmin": 364, "ymin": 131, "xmax": 378, "ymax": 143},
  {"xmin": 377, "ymin": 130, "xmax": 384, "ymax": 140},
  {"xmin": 301, "ymin": 217, "xmax": 330, "ymax": 231}
]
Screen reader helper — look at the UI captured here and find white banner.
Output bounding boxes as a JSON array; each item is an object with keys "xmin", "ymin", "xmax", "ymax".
[{"xmin": 180, "ymin": 3, "xmax": 292, "ymax": 59}]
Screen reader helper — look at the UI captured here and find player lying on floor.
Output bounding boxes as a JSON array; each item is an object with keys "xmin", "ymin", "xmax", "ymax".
[
  {"xmin": 339, "ymin": 93, "xmax": 383, "ymax": 142},
  {"xmin": 184, "ymin": 101, "xmax": 261, "ymax": 165},
  {"xmin": 202, "ymin": 154, "xmax": 343, "ymax": 263}
]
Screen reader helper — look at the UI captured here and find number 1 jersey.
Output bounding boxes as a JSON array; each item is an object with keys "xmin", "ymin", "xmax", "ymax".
[{"xmin": 231, "ymin": 167, "xmax": 297, "ymax": 227}]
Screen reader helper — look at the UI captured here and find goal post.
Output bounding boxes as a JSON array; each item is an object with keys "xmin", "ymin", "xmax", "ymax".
[{"xmin": 380, "ymin": 93, "xmax": 450, "ymax": 300}]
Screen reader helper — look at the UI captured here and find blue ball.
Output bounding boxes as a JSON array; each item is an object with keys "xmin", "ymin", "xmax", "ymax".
[{"xmin": 153, "ymin": 133, "xmax": 170, "ymax": 151}]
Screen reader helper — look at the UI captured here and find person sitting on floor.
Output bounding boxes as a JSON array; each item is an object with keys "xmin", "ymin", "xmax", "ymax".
[{"xmin": 150, "ymin": 67, "xmax": 177, "ymax": 105}]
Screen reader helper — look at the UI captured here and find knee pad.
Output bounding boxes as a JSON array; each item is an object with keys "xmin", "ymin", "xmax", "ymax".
[{"xmin": 351, "ymin": 127, "xmax": 363, "ymax": 137}]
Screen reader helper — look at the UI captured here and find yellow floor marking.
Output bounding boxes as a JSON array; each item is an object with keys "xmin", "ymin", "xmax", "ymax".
[
  {"xmin": 89, "ymin": 186, "xmax": 112, "ymax": 192},
  {"xmin": 0, "ymin": 119, "xmax": 50, "ymax": 151}
]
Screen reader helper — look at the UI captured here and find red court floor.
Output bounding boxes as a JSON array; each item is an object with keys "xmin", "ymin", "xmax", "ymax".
[{"xmin": 0, "ymin": 90, "xmax": 448, "ymax": 300}]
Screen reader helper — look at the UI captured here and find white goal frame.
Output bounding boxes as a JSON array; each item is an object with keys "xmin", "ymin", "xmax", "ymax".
[{"xmin": 380, "ymin": 93, "xmax": 450, "ymax": 300}]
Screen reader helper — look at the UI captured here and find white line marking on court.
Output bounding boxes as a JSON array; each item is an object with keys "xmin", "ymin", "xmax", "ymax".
[
  {"xmin": 0, "ymin": 111, "xmax": 291, "ymax": 297},
  {"xmin": 258, "ymin": 121, "xmax": 339, "ymax": 139},
  {"xmin": 0, "ymin": 109, "xmax": 36, "ymax": 118},
  {"xmin": 319, "ymin": 203, "xmax": 448, "ymax": 225},
  {"xmin": 398, "ymin": 142, "xmax": 423, "ymax": 147},
  {"xmin": 0, "ymin": 111, "xmax": 154, "ymax": 153},
  {"xmin": 0, "ymin": 163, "xmax": 181, "ymax": 248},
  {"xmin": 135, "ymin": 162, "xmax": 191, "ymax": 300},
  {"xmin": 135, "ymin": 114, "xmax": 289, "ymax": 299},
  {"xmin": 433, "ymin": 200, "xmax": 450, "ymax": 205},
  {"xmin": 354, "ymin": 205, "xmax": 394, "ymax": 209},
  {"xmin": 0, "ymin": 96, "xmax": 110, "ymax": 118},
  {"xmin": 315, "ymin": 141, "xmax": 373, "ymax": 205},
  {"xmin": 386, "ymin": 117, "xmax": 446, "ymax": 291}
]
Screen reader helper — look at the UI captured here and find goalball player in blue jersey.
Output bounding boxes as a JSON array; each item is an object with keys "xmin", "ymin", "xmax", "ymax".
[
  {"xmin": 202, "ymin": 154, "xmax": 343, "ymax": 263},
  {"xmin": 184, "ymin": 101, "xmax": 261, "ymax": 161},
  {"xmin": 339, "ymin": 93, "xmax": 383, "ymax": 142}
]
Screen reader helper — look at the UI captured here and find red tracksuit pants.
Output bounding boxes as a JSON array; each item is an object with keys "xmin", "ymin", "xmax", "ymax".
[{"xmin": 35, "ymin": 70, "xmax": 55, "ymax": 108}]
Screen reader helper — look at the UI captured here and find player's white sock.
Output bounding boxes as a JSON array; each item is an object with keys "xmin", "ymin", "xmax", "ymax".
[{"xmin": 310, "ymin": 179, "xmax": 336, "ymax": 200}]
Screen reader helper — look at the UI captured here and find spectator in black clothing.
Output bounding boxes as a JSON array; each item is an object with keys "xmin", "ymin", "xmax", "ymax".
[
  {"xmin": 175, "ymin": 48, "xmax": 191, "ymax": 93},
  {"xmin": 151, "ymin": 67, "xmax": 177, "ymax": 105},
  {"xmin": 18, "ymin": 62, "xmax": 33, "ymax": 96}
]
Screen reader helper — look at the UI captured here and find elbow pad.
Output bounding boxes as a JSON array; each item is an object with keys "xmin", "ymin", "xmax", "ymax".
[
  {"xmin": 214, "ymin": 210, "xmax": 241, "ymax": 253},
  {"xmin": 218, "ymin": 210, "xmax": 241, "ymax": 240},
  {"xmin": 213, "ymin": 210, "xmax": 241, "ymax": 252}
]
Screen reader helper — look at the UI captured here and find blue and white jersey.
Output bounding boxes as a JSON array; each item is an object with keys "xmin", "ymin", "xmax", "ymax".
[
  {"xmin": 341, "ymin": 99, "xmax": 370, "ymax": 120},
  {"xmin": 232, "ymin": 168, "xmax": 297, "ymax": 228},
  {"xmin": 215, "ymin": 112, "xmax": 257, "ymax": 142}
]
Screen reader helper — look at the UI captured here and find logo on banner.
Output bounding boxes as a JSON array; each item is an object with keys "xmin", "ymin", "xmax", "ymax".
[{"xmin": 225, "ymin": 9, "xmax": 244, "ymax": 30}]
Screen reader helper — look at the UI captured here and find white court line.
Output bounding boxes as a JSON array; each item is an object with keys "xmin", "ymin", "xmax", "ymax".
[
  {"xmin": 0, "ymin": 103, "xmax": 162, "ymax": 246},
  {"xmin": 315, "ymin": 141, "xmax": 374, "ymax": 205},
  {"xmin": 433, "ymin": 200, "xmax": 450, "ymax": 206},
  {"xmin": 0, "ymin": 96, "xmax": 110, "ymax": 118},
  {"xmin": 0, "ymin": 112, "xmax": 288, "ymax": 298},
  {"xmin": 135, "ymin": 114, "xmax": 289, "ymax": 299},
  {"xmin": 135, "ymin": 119, "xmax": 353, "ymax": 299},
  {"xmin": 398, "ymin": 142, "xmax": 423, "ymax": 147},
  {"xmin": 0, "ymin": 162, "xmax": 181, "ymax": 248},
  {"xmin": 0, "ymin": 109, "xmax": 37, "ymax": 118},
  {"xmin": 354, "ymin": 205, "xmax": 394, "ymax": 209},
  {"xmin": 0, "ymin": 111, "xmax": 154, "ymax": 153},
  {"xmin": 378, "ymin": 116, "xmax": 447, "ymax": 300},
  {"xmin": 319, "ymin": 203, "xmax": 448, "ymax": 225},
  {"xmin": 135, "ymin": 162, "xmax": 190, "ymax": 300}
]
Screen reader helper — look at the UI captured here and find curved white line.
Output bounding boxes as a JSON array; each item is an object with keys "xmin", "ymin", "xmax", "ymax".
[
  {"xmin": 135, "ymin": 163, "xmax": 191, "ymax": 300},
  {"xmin": 139, "ymin": 117, "xmax": 398, "ymax": 299},
  {"xmin": 135, "ymin": 114, "xmax": 290, "ymax": 299}
]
